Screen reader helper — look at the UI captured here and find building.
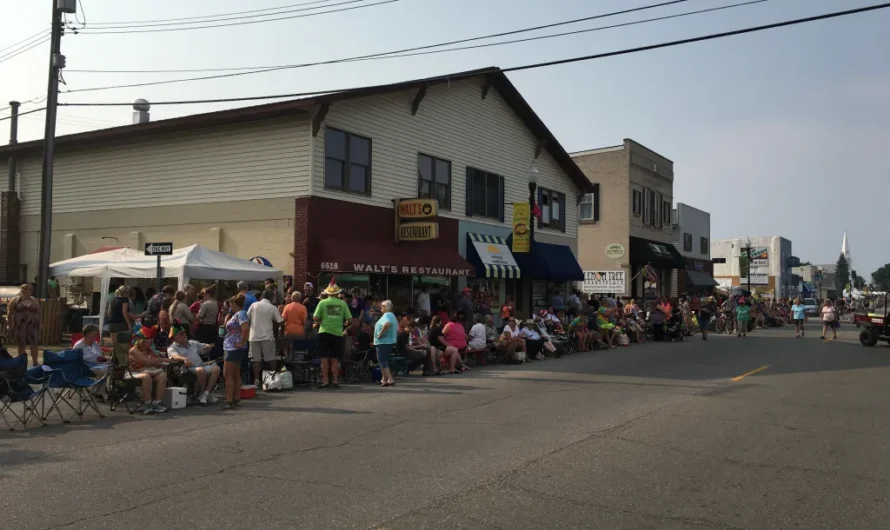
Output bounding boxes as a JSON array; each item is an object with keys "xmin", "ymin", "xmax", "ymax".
[
  {"xmin": 711, "ymin": 236, "xmax": 794, "ymax": 298},
  {"xmin": 791, "ymin": 264, "xmax": 822, "ymax": 298},
  {"xmin": 572, "ymin": 139, "xmax": 685, "ymax": 299},
  {"xmin": 671, "ymin": 203, "xmax": 717, "ymax": 295},
  {"xmin": 0, "ymin": 67, "xmax": 589, "ymax": 315}
]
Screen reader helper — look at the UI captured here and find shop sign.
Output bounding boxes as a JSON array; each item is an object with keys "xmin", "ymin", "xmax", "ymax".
[
  {"xmin": 472, "ymin": 240, "xmax": 518, "ymax": 267},
  {"xmin": 694, "ymin": 260, "xmax": 704, "ymax": 271},
  {"xmin": 582, "ymin": 270, "xmax": 626, "ymax": 294},
  {"xmin": 743, "ymin": 247, "xmax": 769, "ymax": 267},
  {"xmin": 398, "ymin": 222, "xmax": 438, "ymax": 241},
  {"xmin": 740, "ymin": 273, "xmax": 769, "ymax": 285},
  {"xmin": 511, "ymin": 202, "xmax": 530, "ymax": 253},
  {"xmin": 321, "ymin": 261, "xmax": 471, "ymax": 276},
  {"xmin": 394, "ymin": 198, "xmax": 438, "ymax": 242},
  {"xmin": 605, "ymin": 243, "xmax": 626, "ymax": 260}
]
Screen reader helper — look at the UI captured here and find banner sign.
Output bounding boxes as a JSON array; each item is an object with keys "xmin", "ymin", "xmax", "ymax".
[
  {"xmin": 394, "ymin": 198, "xmax": 438, "ymax": 241},
  {"xmin": 739, "ymin": 255, "xmax": 749, "ymax": 279},
  {"xmin": 582, "ymin": 270, "xmax": 626, "ymax": 294},
  {"xmin": 740, "ymin": 273, "xmax": 769, "ymax": 285},
  {"xmin": 511, "ymin": 202, "xmax": 531, "ymax": 253}
]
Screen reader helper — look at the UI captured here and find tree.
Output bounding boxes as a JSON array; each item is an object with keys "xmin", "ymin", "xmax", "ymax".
[
  {"xmin": 873, "ymin": 264, "xmax": 890, "ymax": 291},
  {"xmin": 836, "ymin": 253, "xmax": 850, "ymax": 292},
  {"xmin": 854, "ymin": 275, "xmax": 866, "ymax": 289}
]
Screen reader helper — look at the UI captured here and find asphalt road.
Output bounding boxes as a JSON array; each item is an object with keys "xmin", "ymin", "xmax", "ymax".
[{"xmin": 2, "ymin": 321, "xmax": 890, "ymax": 530}]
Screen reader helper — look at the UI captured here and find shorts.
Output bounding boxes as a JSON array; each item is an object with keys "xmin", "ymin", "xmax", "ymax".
[
  {"xmin": 375, "ymin": 343, "xmax": 393, "ymax": 369},
  {"xmin": 699, "ymin": 313, "xmax": 711, "ymax": 331},
  {"xmin": 248, "ymin": 340, "xmax": 277, "ymax": 363},
  {"xmin": 224, "ymin": 348, "xmax": 247, "ymax": 363},
  {"xmin": 793, "ymin": 318, "xmax": 804, "ymax": 325},
  {"xmin": 189, "ymin": 364, "xmax": 218, "ymax": 375},
  {"xmin": 316, "ymin": 332, "xmax": 344, "ymax": 360}
]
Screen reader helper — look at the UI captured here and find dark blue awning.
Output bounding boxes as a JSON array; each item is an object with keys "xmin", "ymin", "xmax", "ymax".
[{"xmin": 506, "ymin": 236, "xmax": 584, "ymax": 282}]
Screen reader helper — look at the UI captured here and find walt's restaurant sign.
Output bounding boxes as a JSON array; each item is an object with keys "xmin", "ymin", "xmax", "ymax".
[{"xmin": 394, "ymin": 198, "xmax": 439, "ymax": 242}]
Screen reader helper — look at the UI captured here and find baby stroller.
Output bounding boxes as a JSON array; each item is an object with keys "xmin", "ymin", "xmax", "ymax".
[{"xmin": 666, "ymin": 309, "xmax": 685, "ymax": 342}]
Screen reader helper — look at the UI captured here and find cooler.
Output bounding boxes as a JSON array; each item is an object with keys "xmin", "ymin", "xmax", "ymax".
[{"xmin": 162, "ymin": 387, "xmax": 187, "ymax": 410}]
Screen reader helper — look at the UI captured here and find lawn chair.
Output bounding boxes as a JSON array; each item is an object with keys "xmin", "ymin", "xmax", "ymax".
[
  {"xmin": 107, "ymin": 331, "xmax": 145, "ymax": 414},
  {"xmin": 286, "ymin": 339, "xmax": 318, "ymax": 388},
  {"xmin": 40, "ymin": 349, "xmax": 107, "ymax": 423},
  {"xmin": 0, "ymin": 353, "xmax": 47, "ymax": 431},
  {"xmin": 345, "ymin": 347, "xmax": 375, "ymax": 383}
]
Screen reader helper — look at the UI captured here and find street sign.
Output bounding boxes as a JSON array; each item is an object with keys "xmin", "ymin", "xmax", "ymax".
[{"xmin": 144, "ymin": 242, "xmax": 173, "ymax": 256}]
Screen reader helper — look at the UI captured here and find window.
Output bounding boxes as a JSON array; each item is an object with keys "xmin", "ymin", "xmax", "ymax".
[
  {"xmin": 465, "ymin": 167, "xmax": 504, "ymax": 220},
  {"xmin": 324, "ymin": 127, "xmax": 371, "ymax": 194},
  {"xmin": 632, "ymin": 189, "xmax": 642, "ymax": 217},
  {"xmin": 579, "ymin": 193, "xmax": 594, "ymax": 221},
  {"xmin": 417, "ymin": 154, "xmax": 451, "ymax": 209},
  {"xmin": 683, "ymin": 233, "xmax": 693, "ymax": 252},
  {"xmin": 662, "ymin": 200, "xmax": 671, "ymax": 225},
  {"xmin": 538, "ymin": 188, "xmax": 566, "ymax": 232},
  {"xmin": 648, "ymin": 189, "xmax": 656, "ymax": 226},
  {"xmin": 700, "ymin": 237, "xmax": 709, "ymax": 255}
]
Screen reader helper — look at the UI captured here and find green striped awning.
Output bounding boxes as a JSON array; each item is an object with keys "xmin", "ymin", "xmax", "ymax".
[{"xmin": 468, "ymin": 233, "xmax": 521, "ymax": 279}]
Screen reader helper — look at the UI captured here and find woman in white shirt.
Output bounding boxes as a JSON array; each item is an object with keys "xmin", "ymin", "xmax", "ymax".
[
  {"xmin": 467, "ymin": 314, "xmax": 487, "ymax": 350},
  {"xmin": 820, "ymin": 300, "xmax": 838, "ymax": 340}
]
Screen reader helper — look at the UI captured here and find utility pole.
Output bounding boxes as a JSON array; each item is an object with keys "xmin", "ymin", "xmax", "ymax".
[
  {"xmin": 6, "ymin": 101, "xmax": 19, "ymax": 191},
  {"xmin": 36, "ymin": 0, "xmax": 75, "ymax": 298}
]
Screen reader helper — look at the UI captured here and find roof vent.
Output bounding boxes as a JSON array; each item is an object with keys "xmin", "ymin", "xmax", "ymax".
[{"xmin": 132, "ymin": 99, "xmax": 150, "ymax": 124}]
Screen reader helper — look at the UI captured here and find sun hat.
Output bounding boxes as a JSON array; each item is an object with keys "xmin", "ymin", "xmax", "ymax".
[
  {"xmin": 323, "ymin": 277, "xmax": 342, "ymax": 296},
  {"xmin": 170, "ymin": 323, "xmax": 188, "ymax": 339}
]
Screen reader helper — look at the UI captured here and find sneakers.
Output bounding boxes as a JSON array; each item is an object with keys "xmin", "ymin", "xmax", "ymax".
[
  {"xmin": 143, "ymin": 402, "xmax": 155, "ymax": 415},
  {"xmin": 207, "ymin": 393, "xmax": 219, "ymax": 404},
  {"xmin": 199, "ymin": 393, "xmax": 208, "ymax": 405},
  {"xmin": 152, "ymin": 400, "xmax": 167, "ymax": 413}
]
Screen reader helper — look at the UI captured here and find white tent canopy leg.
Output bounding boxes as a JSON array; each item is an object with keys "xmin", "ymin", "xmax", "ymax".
[{"xmin": 98, "ymin": 275, "xmax": 110, "ymax": 332}]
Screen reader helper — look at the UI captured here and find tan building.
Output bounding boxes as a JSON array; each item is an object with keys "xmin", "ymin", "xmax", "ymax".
[
  {"xmin": 0, "ymin": 67, "xmax": 588, "ymax": 315},
  {"xmin": 572, "ymin": 139, "xmax": 685, "ymax": 299}
]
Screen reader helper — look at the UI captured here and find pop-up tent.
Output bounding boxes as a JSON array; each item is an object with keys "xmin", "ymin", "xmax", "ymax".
[{"xmin": 50, "ymin": 245, "xmax": 283, "ymax": 330}]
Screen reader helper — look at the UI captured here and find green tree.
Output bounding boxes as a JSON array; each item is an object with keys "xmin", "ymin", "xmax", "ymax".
[
  {"xmin": 836, "ymin": 253, "xmax": 850, "ymax": 292},
  {"xmin": 872, "ymin": 264, "xmax": 890, "ymax": 291}
]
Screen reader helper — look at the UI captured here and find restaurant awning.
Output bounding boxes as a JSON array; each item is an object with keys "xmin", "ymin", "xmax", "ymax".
[
  {"xmin": 686, "ymin": 270, "xmax": 719, "ymax": 287},
  {"xmin": 506, "ymin": 236, "xmax": 584, "ymax": 282},
  {"xmin": 466, "ymin": 233, "xmax": 521, "ymax": 279},
  {"xmin": 629, "ymin": 236, "xmax": 686, "ymax": 269},
  {"xmin": 316, "ymin": 239, "xmax": 475, "ymax": 276}
]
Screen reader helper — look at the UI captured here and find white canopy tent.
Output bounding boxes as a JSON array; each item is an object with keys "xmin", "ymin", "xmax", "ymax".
[{"xmin": 49, "ymin": 245, "xmax": 284, "ymax": 330}]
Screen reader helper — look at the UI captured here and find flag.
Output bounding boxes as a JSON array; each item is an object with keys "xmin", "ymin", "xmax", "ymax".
[{"xmin": 532, "ymin": 201, "xmax": 542, "ymax": 220}]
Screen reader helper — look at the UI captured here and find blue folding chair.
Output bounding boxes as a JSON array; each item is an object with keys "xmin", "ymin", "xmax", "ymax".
[
  {"xmin": 40, "ymin": 349, "xmax": 107, "ymax": 423},
  {"xmin": 0, "ymin": 354, "xmax": 47, "ymax": 431}
]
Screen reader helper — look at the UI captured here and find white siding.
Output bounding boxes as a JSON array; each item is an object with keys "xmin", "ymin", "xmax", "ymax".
[
  {"xmin": 673, "ymin": 203, "xmax": 710, "ymax": 259},
  {"xmin": 18, "ymin": 116, "xmax": 311, "ymax": 215},
  {"xmin": 311, "ymin": 78, "xmax": 579, "ymax": 239}
]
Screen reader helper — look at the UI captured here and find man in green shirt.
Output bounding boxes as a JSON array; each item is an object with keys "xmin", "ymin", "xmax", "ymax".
[{"xmin": 313, "ymin": 278, "xmax": 352, "ymax": 388}]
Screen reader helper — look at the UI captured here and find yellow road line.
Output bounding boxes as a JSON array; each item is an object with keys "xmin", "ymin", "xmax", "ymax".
[{"xmin": 731, "ymin": 365, "xmax": 771, "ymax": 382}]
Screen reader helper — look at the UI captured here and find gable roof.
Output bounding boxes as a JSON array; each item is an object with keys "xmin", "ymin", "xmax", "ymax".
[{"xmin": 0, "ymin": 67, "xmax": 591, "ymax": 191}]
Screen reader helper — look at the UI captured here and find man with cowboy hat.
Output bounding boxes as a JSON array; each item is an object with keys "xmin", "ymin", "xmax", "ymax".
[
  {"xmin": 313, "ymin": 278, "xmax": 352, "ymax": 389},
  {"xmin": 167, "ymin": 324, "xmax": 220, "ymax": 405}
]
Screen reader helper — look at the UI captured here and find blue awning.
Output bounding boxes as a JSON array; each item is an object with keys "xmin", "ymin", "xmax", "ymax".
[
  {"xmin": 802, "ymin": 282, "xmax": 816, "ymax": 293},
  {"xmin": 506, "ymin": 236, "xmax": 584, "ymax": 282},
  {"xmin": 466, "ymin": 233, "xmax": 521, "ymax": 279}
]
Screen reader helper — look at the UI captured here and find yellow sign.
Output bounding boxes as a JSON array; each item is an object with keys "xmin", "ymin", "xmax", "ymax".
[
  {"xmin": 397, "ymin": 198, "xmax": 438, "ymax": 219},
  {"xmin": 398, "ymin": 222, "xmax": 438, "ymax": 241},
  {"xmin": 512, "ymin": 202, "xmax": 530, "ymax": 253}
]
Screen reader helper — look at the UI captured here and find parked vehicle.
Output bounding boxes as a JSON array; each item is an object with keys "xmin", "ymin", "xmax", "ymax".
[{"xmin": 803, "ymin": 298, "xmax": 819, "ymax": 316}]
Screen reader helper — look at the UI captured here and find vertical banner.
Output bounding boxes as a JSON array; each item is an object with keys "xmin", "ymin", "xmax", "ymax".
[
  {"xmin": 512, "ymin": 202, "xmax": 530, "ymax": 253},
  {"xmin": 739, "ymin": 254, "xmax": 749, "ymax": 279}
]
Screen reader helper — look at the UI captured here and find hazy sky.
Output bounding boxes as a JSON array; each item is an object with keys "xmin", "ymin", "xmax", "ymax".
[{"xmin": 1, "ymin": 0, "xmax": 888, "ymax": 276}]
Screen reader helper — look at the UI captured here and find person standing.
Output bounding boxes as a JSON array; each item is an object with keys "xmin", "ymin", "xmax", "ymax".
[
  {"xmin": 735, "ymin": 297, "xmax": 751, "ymax": 338},
  {"xmin": 791, "ymin": 297, "xmax": 807, "ymax": 338},
  {"xmin": 820, "ymin": 299, "xmax": 838, "ymax": 340},
  {"xmin": 698, "ymin": 295, "xmax": 716, "ymax": 341},
  {"xmin": 457, "ymin": 288, "xmax": 474, "ymax": 330},
  {"xmin": 195, "ymin": 287, "xmax": 220, "ymax": 344},
  {"xmin": 247, "ymin": 289, "xmax": 284, "ymax": 386},
  {"xmin": 144, "ymin": 285, "xmax": 174, "ymax": 327},
  {"xmin": 302, "ymin": 282, "xmax": 320, "ymax": 321},
  {"xmin": 374, "ymin": 300, "xmax": 399, "ymax": 386},
  {"xmin": 237, "ymin": 281, "xmax": 257, "ymax": 313},
  {"xmin": 221, "ymin": 294, "xmax": 249, "ymax": 409},
  {"xmin": 416, "ymin": 286, "xmax": 431, "ymax": 318},
  {"xmin": 312, "ymin": 279, "xmax": 351, "ymax": 389},
  {"xmin": 6, "ymin": 284, "xmax": 42, "ymax": 366}
]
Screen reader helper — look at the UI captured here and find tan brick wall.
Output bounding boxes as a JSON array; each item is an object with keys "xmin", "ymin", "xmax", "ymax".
[
  {"xmin": 572, "ymin": 148, "xmax": 632, "ymax": 295},
  {"xmin": 628, "ymin": 143, "xmax": 674, "ymax": 243},
  {"xmin": 18, "ymin": 198, "xmax": 295, "ymax": 282}
]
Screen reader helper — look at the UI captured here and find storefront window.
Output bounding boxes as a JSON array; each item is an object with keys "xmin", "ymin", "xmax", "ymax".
[
  {"xmin": 467, "ymin": 278, "xmax": 501, "ymax": 317},
  {"xmin": 388, "ymin": 275, "xmax": 413, "ymax": 314}
]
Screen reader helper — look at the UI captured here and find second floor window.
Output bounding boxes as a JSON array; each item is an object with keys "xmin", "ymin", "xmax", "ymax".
[
  {"xmin": 417, "ymin": 154, "xmax": 451, "ymax": 210},
  {"xmin": 579, "ymin": 193, "xmax": 595, "ymax": 221},
  {"xmin": 539, "ymin": 187, "xmax": 566, "ymax": 232},
  {"xmin": 683, "ymin": 233, "xmax": 693, "ymax": 252},
  {"xmin": 466, "ymin": 167, "xmax": 504, "ymax": 221},
  {"xmin": 632, "ymin": 189, "xmax": 642, "ymax": 217},
  {"xmin": 324, "ymin": 127, "xmax": 371, "ymax": 195},
  {"xmin": 700, "ymin": 236, "xmax": 709, "ymax": 255}
]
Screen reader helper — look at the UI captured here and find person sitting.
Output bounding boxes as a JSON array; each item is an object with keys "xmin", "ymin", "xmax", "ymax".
[
  {"xmin": 413, "ymin": 316, "xmax": 441, "ymax": 375},
  {"xmin": 442, "ymin": 317, "xmax": 470, "ymax": 372},
  {"xmin": 128, "ymin": 326, "xmax": 169, "ymax": 414},
  {"xmin": 499, "ymin": 317, "xmax": 527, "ymax": 362},
  {"xmin": 483, "ymin": 315, "xmax": 499, "ymax": 344},
  {"xmin": 397, "ymin": 320, "xmax": 433, "ymax": 374},
  {"xmin": 167, "ymin": 324, "xmax": 220, "ymax": 405},
  {"xmin": 428, "ymin": 316, "xmax": 463, "ymax": 374},
  {"xmin": 568, "ymin": 313, "xmax": 590, "ymax": 351},
  {"xmin": 467, "ymin": 313, "xmax": 487, "ymax": 351},
  {"xmin": 533, "ymin": 313, "xmax": 558, "ymax": 356},
  {"xmin": 72, "ymin": 323, "xmax": 109, "ymax": 376},
  {"xmin": 625, "ymin": 313, "xmax": 645, "ymax": 343},
  {"xmin": 520, "ymin": 320, "xmax": 546, "ymax": 360}
]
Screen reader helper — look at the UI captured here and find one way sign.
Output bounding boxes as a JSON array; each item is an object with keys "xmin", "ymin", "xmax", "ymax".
[{"xmin": 144, "ymin": 242, "xmax": 174, "ymax": 256}]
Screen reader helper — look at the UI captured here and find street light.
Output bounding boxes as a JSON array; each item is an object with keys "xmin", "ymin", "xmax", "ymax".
[
  {"xmin": 742, "ymin": 237, "xmax": 752, "ymax": 295},
  {"xmin": 527, "ymin": 163, "xmax": 539, "ymax": 318}
]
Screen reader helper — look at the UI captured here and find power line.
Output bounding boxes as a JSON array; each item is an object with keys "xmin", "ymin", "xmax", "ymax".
[
  {"xmin": 0, "ymin": 28, "xmax": 49, "ymax": 54},
  {"xmin": 0, "ymin": 107, "xmax": 47, "ymax": 122},
  {"xmin": 58, "ymin": 3, "xmax": 890, "ymax": 108},
  {"xmin": 70, "ymin": 0, "xmax": 690, "ymax": 74},
  {"xmin": 0, "ymin": 35, "xmax": 51, "ymax": 64},
  {"xmin": 78, "ymin": 0, "xmax": 400, "ymax": 34},
  {"xmin": 87, "ymin": 0, "xmax": 350, "ymax": 26}
]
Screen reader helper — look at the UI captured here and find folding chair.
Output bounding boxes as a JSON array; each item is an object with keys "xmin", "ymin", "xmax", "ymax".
[
  {"xmin": 40, "ymin": 349, "xmax": 107, "ymax": 423},
  {"xmin": 286, "ymin": 339, "xmax": 318, "ymax": 388},
  {"xmin": 107, "ymin": 331, "xmax": 145, "ymax": 414},
  {"xmin": 345, "ymin": 347, "xmax": 375, "ymax": 383},
  {"xmin": 0, "ymin": 354, "xmax": 47, "ymax": 431}
]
